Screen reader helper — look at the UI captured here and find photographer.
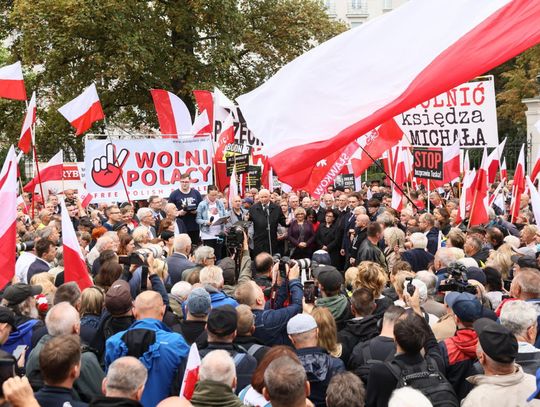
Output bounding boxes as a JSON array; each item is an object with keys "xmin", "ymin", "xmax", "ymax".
[
  {"xmin": 196, "ymin": 185, "xmax": 228, "ymax": 260},
  {"xmin": 235, "ymin": 262, "xmax": 303, "ymax": 346},
  {"xmin": 218, "ymin": 229, "xmax": 252, "ymax": 296},
  {"xmin": 125, "ymin": 250, "xmax": 169, "ymax": 307}
]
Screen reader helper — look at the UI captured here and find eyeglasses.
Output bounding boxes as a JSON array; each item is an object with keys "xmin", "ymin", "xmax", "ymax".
[{"xmin": 206, "ymin": 255, "xmax": 216, "ymax": 260}]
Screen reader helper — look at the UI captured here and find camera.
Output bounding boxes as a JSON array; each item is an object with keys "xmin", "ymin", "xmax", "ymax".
[
  {"xmin": 303, "ymin": 280, "xmax": 318, "ymax": 304},
  {"xmin": 220, "ymin": 221, "xmax": 251, "ymax": 249},
  {"xmin": 439, "ymin": 262, "xmax": 477, "ymax": 294},
  {"xmin": 16, "ymin": 241, "xmax": 35, "ymax": 252},
  {"xmin": 118, "ymin": 245, "xmax": 162, "ymax": 266},
  {"xmin": 405, "ymin": 277, "xmax": 416, "ymax": 296}
]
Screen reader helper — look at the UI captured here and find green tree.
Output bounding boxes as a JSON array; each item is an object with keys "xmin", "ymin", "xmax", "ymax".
[{"xmin": 0, "ymin": 0, "xmax": 345, "ymax": 160}]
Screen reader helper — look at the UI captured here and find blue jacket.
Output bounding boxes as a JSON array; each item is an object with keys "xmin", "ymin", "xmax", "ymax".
[
  {"xmin": 252, "ymin": 278, "xmax": 303, "ymax": 346},
  {"xmin": 105, "ymin": 318, "xmax": 189, "ymax": 407},
  {"xmin": 205, "ymin": 285, "xmax": 239, "ymax": 309}
]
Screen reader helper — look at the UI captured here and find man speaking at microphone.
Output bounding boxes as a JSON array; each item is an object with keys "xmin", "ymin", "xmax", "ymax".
[{"xmin": 248, "ymin": 189, "xmax": 287, "ymax": 256}]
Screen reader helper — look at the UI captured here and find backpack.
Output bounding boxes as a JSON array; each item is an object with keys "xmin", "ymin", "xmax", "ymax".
[
  {"xmin": 385, "ymin": 357, "xmax": 459, "ymax": 407},
  {"xmin": 353, "ymin": 340, "xmax": 395, "ymax": 384}
]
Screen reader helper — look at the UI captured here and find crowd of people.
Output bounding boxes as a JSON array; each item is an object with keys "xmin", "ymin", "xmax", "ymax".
[{"xmin": 5, "ymin": 174, "xmax": 540, "ymax": 407}]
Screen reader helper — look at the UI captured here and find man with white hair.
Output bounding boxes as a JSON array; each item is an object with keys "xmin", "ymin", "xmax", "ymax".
[
  {"xmin": 190, "ymin": 350, "xmax": 244, "ymax": 407},
  {"xmin": 26, "ymin": 302, "xmax": 104, "ymax": 401},
  {"xmin": 164, "ymin": 202, "xmax": 187, "ymax": 235},
  {"xmin": 248, "ymin": 188, "xmax": 287, "ymax": 256},
  {"xmin": 401, "ymin": 232, "xmax": 434, "ymax": 272},
  {"xmin": 137, "ymin": 207, "xmax": 157, "ymax": 239},
  {"xmin": 87, "ymin": 233, "xmax": 114, "ymax": 267},
  {"xmin": 200, "ymin": 265, "xmax": 238, "ymax": 309},
  {"xmin": 182, "ymin": 245, "xmax": 216, "ymax": 283},
  {"xmin": 500, "ymin": 300, "xmax": 540, "ymax": 375},
  {"xmin": 433, "ymin": 247, "xmax": 462, "ymax": 288},
  {"xmin": 167, "ymin": 234, "xmax": 195, "ymax": 285},
  {"xmin": 415, "ymin": 270, "xmax": 446, "ymax": 318},
  {"xmin": 90, "ymin": 356, "xmax": 148, "ymax": 406}
]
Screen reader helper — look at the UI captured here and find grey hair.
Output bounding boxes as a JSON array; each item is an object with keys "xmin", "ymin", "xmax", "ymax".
[
  {"xmin": 435, "ymin": 247, "xmax": 460, "ymax": 267},
  {"xmin": 199, "ymin": 350, "xmax": 236, "ymax": 387},
  {"xmin": 173, "ymin": 234, "xmax": 192, "ymax": 253},
  {"xmin": 500, "ymin": 300, "xmax": 538, "ymax": 337},
  {"xmin": 263, "ymin": 356, "xmax": 307, "ymax": 406},
  {"xmin": 36, "ymin": 225, "xmax": 54, "ymax": 240},
  {"xmin": 45, "ymin": 302, "xmax": 80, "ymax": 336},
  {"xmin": 415, "ymin": 270, "xmax": 437, "ymax": 296},
  {"xmin": 132, "ymin": 226, "xmax": 150, "ymax": 244},
  {"xmin": 194, "ymin": 245, "xmax": 215, "ymax": 264},
  {"xmin": 170, "ymin": 281, "xmax": 192, "ymax": 301},
  {"xmin": 136, "ymin": 207, "xmax": 153, "ymax": 221},
  {"xmin": 409, "ymin": 233, "xmax": 428, "ymax": 249},
  {"xmin": 106, "ymin": 356, "xmax": 148, "ymax": 396},
  {"xmin": 389, "ymin": 387, "xmax": 432, "ymax": 407},
  {"xmin": 95, "ymin": 234, "xmax": 113, "ymax": 251},
  {"xmin": 199, "ymin": 266, "xmax": 224, "ymax": 288}
]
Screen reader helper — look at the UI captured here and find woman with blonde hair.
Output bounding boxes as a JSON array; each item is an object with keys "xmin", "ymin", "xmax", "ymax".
[
  {"xmin": 485, "ymin": 243, "xmax": 513, "ymax": 279},
  {"xmin": 312, "ymin": 307, "xmax": 343, "ymax": 360},
  {"xmin": 383, "ymin": 227, "xmax": 405, "ymax": 274},
  {"xmin": 288, "ymin": 206, "xmax": 316, "ymax": 259},
  {"xmin": 80, "ymin": 286, "xmax": 105, "ymax": 329},
  {"xmin": 29, "ymin": 273, "xmax": 56, "ymax": 305},
  {"xmin": 354, "ymin": 261, "xmax": 392, "ymax": 317}
]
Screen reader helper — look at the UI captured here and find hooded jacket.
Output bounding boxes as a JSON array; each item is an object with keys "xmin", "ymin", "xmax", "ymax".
[
  {"xmin": 462, "ymin": 365, "xmax": 540, "ymax": 407},
  {"xmin": 337, "ymin": 315, "xmax": 380, "ymax": 364},
  {"xmin": 190, "ymin": 380, "xmax": 245, "ymax": 407},
  {"xmin": 315, "ymin": 294, "xmax": 352, "ymax": 331},
  {"xmin": 440, "ymin": 328, "xmax": 478, "ymax": 400},
  {"xmin": 205, "ymin": 285, "xmax": 239, "ymax": 309},
  {"xmin": 296, "ymin": 347, "xmax": 345, "ymax": 407}
]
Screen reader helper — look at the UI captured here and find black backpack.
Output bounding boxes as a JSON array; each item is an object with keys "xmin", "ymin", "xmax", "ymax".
[
  {"xmin": 353, "ymin": 340, "xmax": 395, "ymax": 384},
  {"xmin": 385, "ymin": 357, "xmax": 459, "ymax": 407}
]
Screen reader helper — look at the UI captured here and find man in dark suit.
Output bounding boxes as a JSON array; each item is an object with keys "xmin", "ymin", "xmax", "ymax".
[
  {"xmin": 419, "ymin": 213, "xmax": 439, "ymax": 255},
  {"xmin": 400, "ymin": 232, "xmax": 435, "ymax": 272},
  {"xmin": 248, "ymin": 189, "xmax": 287, "ymax": 256},
  {"xmin": 148, "ymin": 195, "xmax": 166, "ymax": 233},
  {"xmin": 166, "ymin": 234, "xmax": 195, "ymax": 285}
]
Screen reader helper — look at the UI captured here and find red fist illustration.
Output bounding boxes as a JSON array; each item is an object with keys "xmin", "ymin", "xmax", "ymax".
[{"xmin": 91, "ymin": 143, "xmax": 129, "ymax": 188}]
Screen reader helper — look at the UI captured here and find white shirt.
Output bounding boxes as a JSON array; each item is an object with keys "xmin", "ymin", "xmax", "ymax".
[{"xmin": 15, "ymin": 251, "xmax": 37, "ymax": 284}]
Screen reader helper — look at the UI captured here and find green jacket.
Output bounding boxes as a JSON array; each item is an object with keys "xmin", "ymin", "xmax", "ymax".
[{"xmin": 190, "ymin": 380, "xmax": 246, "ymax": 407}]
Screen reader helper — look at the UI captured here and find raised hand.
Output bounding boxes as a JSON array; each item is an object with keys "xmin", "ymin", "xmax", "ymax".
[{"xmin": 91, "ymin": 143, "xmax": 129, "ymax": 188}]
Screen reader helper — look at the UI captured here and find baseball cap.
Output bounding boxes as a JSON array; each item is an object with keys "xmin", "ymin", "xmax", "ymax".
[
  {"xmin": 105, "ymin": 280, "xmax": 133, "ymax": 316},
  {"xmin": 186, "ymin": 288, "xmax": 211, "ymax": 317},
  {"xmin": 311, "ymin": 250, "xmax": 332, "ymax": 266},
  {"xmin": 474, "ymin": 317, "xmax": 518, "ymax": 363},
  {"xmin": 511, "ymin": 255, "xmax": 538, "ymax": 269},
  {"xmin": 0, "ymin": 306, "xmax": 17, "ymax": 331},
  {"xmin": 450, "ymin": 292, "xmax": 483, "ymax": 323},
  {"xmin": 207, "ymin": 305, "xmax": 237, "ymax": 336},
  {"xmin": 243, "ymin": 197, "xmax": 254, "ymax": 205},
  {"xmin": 314, "ymin": 266, "xmax": 343, "ymax": 292},
  {"xmin": 287, "ymin": 314, "xmax": 317, "ymax": 335},
  {"xmin": 2, "ymin": 283, "xmax": 42, "ymax": 306},
  {"xmin": 466, "ymin": 267, "xmax": 487, "ymax": 285}
]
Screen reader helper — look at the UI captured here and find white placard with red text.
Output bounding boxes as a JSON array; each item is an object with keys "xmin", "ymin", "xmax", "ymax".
[
  {"xmin": 84, "ymin": 136, "xmax": 214, "ymax": 202},
  {"xmin": 397, "ymin": 77, "xmax": 498, "ymax": 148}
]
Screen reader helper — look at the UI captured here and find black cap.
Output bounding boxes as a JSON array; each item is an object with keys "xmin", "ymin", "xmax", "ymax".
[
  {"xmin": 0, "ymin": 306, "xmax": 17, "ymax": 331},
  {"xmin": 207, "ymin": 305, "xmax": 237, "ymax": 336},
  {"xmin": 316, "ymin": 266, "xmax": 343, "ymax": 292},
  {"xmin": 474, "ymin": 318, "xmax": 518, "ymax": 363},
  {"xmin": 511, "ymin": 255, "xmax": 538, "ymax": 269},
  {"xmin": 2, "ymin": 284, "xmax": 42, "ymax": 306},
  {"xmin": 112, "ymin": 222, "xmax": 127, "ymax": 232}
]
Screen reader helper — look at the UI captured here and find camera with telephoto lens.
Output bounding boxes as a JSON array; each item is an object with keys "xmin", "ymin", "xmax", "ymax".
[
  {"xmin": 118, "ymin": 245, "xmax": 162, "ymax": 266},
  {"xmin": 16, "ymin": 241, "xmax": 35, "ymax": 252},
  {"xmin": 439, "ymin": 262, "xmax": 477, "ymax": 294},
  {"xmin": 220, "ymin": 221, "xmax": 251, "ymax": 249}
]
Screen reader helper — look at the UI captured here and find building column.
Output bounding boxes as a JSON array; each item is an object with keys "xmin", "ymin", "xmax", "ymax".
[{"xmin": 523, "ymin": 97, "xmax": 540, "ymax": 174}]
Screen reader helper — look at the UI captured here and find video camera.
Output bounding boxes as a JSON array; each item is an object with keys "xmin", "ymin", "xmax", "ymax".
[
  {"xmin": 219, "ymin": 221, "xmax": 251, "ymax": 250},
  {"xmin": 16, "ymin": 241, "xmax": 34, "ymax": 252},
  {"xmin": 439, "ymin": 262, "xmax": 477, "ymax": 294},
  {"xmin": 118, "ymin": 245, "xmax": 161, "ymax": 267}
]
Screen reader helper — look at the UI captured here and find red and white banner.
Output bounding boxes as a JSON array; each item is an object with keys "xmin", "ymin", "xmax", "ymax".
[
  {"xmin": 60, "ymin": 199, "xmax": 93, "ymax": 290},
  {"xmin": 23, "ymin": 150, "xmax": 63, "ymax": 194},
  {"xmin": 486, "ymin": 137, "xmax": 507, "ymax": 183},
  {"xmin": 0, "ymin": 146, "xmax": 18, "ymax": 288},
  {"xmin": 18, "ymin": 91, "xmax": 36, "ymax": 154},
  {"xmin": 179, "ymin": 343, "xmax": 201, "ymax": 400},
  {"xmin": 150, "ymin": 89, "xmax": 192, "ymax": 137},
  {"xmin": 526, "ymin": 177, "xmax": 540, "ymax": 225},
  {"xmin": 510, "ymin": 144, "xmax": 525, "ymax": 221},
  {"xmin": 237, "ymin": 0, "xmax": 540, "ymax": 190},
  {"xmin": 193, "ymin": 90, "xmax": 214, "ymax": 135},
  {"xmin": 85, "ymin": 136, "xmax": 214, "ymax": 202},
  {"xmin": 469, "ymin": 149, "xmax": 489, "ymax": 226},
  {"xmin": 530, "ymin": 146, "xmax": 540, "ymax": 182},
  {"xmin": 0, "ymin": 61, "xmax": 26, "ymax": 101},
  {"xmin": 58, "ymin": 83, "xmax": 104, "ymax": 135}
]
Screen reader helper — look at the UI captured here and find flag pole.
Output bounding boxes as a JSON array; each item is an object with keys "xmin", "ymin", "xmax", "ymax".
[
  {"xmin": 32, "ymin": 145, "xmax": 46, "ymax": 211},
  {"xmin": 356, "ymin": 143, "xmax": 418, "ymax": 211}
]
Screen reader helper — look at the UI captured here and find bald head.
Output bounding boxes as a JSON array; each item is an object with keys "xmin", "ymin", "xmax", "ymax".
[
  {"xmin": 45, "ymin": 302, "xmax": 80, "ymax": 336},
  {"xmin": 133, "ymin": 291, "xmax": 165, "ymax": 320},
  {"xmin": 105, "ymin": 356, "xmax": 147, "ymax": 400}
]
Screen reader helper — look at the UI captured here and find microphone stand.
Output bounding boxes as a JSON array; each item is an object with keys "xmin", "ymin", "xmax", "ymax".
[{"xmin": 266, "ymin": 205, "xmax": 273, "ymax": 255}]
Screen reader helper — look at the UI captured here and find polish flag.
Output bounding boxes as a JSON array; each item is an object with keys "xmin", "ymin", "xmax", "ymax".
[
  {"xmin": 214, "ymin": 87, "xmax": 235, "ymax": 123},
  {"xmin": 60, "ymin": 198, "xmax": 93, "ymax": 290},
  {"xmin": 428, "ymin": 139, "xmax": 461, "ymax": 188},
  {"xmin": 510, "ymin": 144, "xmax": 525, "ymax": 221},
  {"xmin": 228, "ymin": 164, "xmax": 239, "ymax": 210},
  {"xmin": 469, "ymin": 149, "xmax": 489, "ymax": 226},
  {"xmin": 526, "ymin": 176, "xmax": 540, "ymax": 225},
  {"xmin": 0, "ymin": 62, "xmax": 26, "ymax": 101},
  {"xmin": 0, "ymin": 146, "xmax": 18, "ymax": 288},
  {"xmin": 457, "ymin": 168, "xmax": 476, "ymax": 225},
  {"xmin": 500, "ymin": 157, "xmax": 507, "ymax": 181},
  {"xmin": 237, "ymin": 0, "xmax": 540, "ymax": 190},
  {"xmin": 214, "ymin": 113, "xmax": 235, "ymax": 163},
  {"xmin": 193, "ymin": 90, "xmax": 214, "ymax": 134},
  {"xmin": 18, "ymin": 91, "xmax": 36, "ymax": 154},
  {"xmin": 58, "ymin": 84, "xmax": 104, "ymax": 136},
  {"xmin": 179, "ymin": 343, "xmax": 201, "ymax": 400},
  {"xmin": 150, "ymin": 89, "xmax": 192, "ymax": 137},
  {"xmin": 191, "ymin": 110, "xmax": 210, "ymax": 135},
  {"xmin": 486, "ymin": 137, "xmax": 507, "ymax": 183},
  {"xmin": 23, "ymin": 150, "xmax": 63, "ymax": 193},
  {"xmin": 78, "ymin": 185, "xmax": 93, "ymax": 208},
  {"xmin": 462, "ymin": 150, "xmax": 470, "ymax": 174},
  {"xmin": 530, "ymin": 147, "xmax": 540, "ymax": 182},
  {"xmin": 391, "ymin": 145, "xmax": 407, "ymax": 211}
]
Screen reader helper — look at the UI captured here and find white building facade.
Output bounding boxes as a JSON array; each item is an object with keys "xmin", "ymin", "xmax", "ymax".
[{"xmin": 323, "ymin": 0, "xmax": 408, "ymax": 28}]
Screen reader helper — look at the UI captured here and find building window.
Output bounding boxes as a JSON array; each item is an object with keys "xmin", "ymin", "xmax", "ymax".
[
  {"xmin": 350, "ymin": 21, "xmax": 363, "ymax": 28},
  {"xmin": 347, "ymin": 0, "xmax": 368, "ymax": 15},
  {"xmin": 383, "ymin": 0, "xmax": 393, "ymax": 10}
]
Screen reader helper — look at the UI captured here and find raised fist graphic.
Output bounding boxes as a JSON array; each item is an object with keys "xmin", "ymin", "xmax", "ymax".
[{"xmin": 91, "ymin": 143, "xmax": 129, "ymax": 188}]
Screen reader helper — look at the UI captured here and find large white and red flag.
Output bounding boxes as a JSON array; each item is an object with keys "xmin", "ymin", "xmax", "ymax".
[
  {"xmin": 58, "ymin": 84, "xmax": 104, "ymax": 136},
  {"xmin": 237, "ymin": 0, "xmax": 540, "ymax": 190},
  {"xmin": 228, "ymin": 164, "xmax": 239, "ymax": 210},
  {"xmin": 60, "ymin": 199, "xmax": 93, "ymax": 290},
  {"xmin": 510, "ymin": 144, "xmax": 525, "ymax": 221},
  {"xmin": 18, "ymin": 91, "xmax": 36, "ymax": 154},
  {"xmin": 500, "ymin": 157, "xmax": 507, "ymax": 181},
  {"xmin": 526, "ymin": 176, "xmax": 540, "ymax": 225},
  {"xmin": 193, "ymin": 90, "xmax": 214, "ymax": 134},
  {"xmin": 0, "ymin": 62, "xmax": 26, "ymax": 101},
  {"xmin": 214, "ymin": 113, "xmax": 235, "ymax": 163},
  {"xmin": 180, "ymin": 343, "xmax": 201, "ymax": 400},
  {"xmin": 23, "ymin": 150, "xmax": 63, "ymax": 193},
  {"xmin": 468, "ymin": 149, "xmax": 490, "ymax": 226},
  {"xmin": 0, "ymin": 146, "xmax": 18, "ymax": 288},
  {"xmin": 530, "ymin": 146, "xmax": 540, "ymax": 182},
  {"xmin": 486, "ymin": 137, "xmax": 507, "ymax": 183},
  {"xmin": 457, "ymin": 168, "xmax": 476, "ymax": 225},
  {"xmin": 150, "ymin": 89, "xmax": 192, "ymax": 137},
  {"xmin": 425, "ymin": 139, "xmax": 461, "ymax": 189},
  {"xmin": 191, "ymin": 111, "xmax": 210, "ymax": 136}
]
